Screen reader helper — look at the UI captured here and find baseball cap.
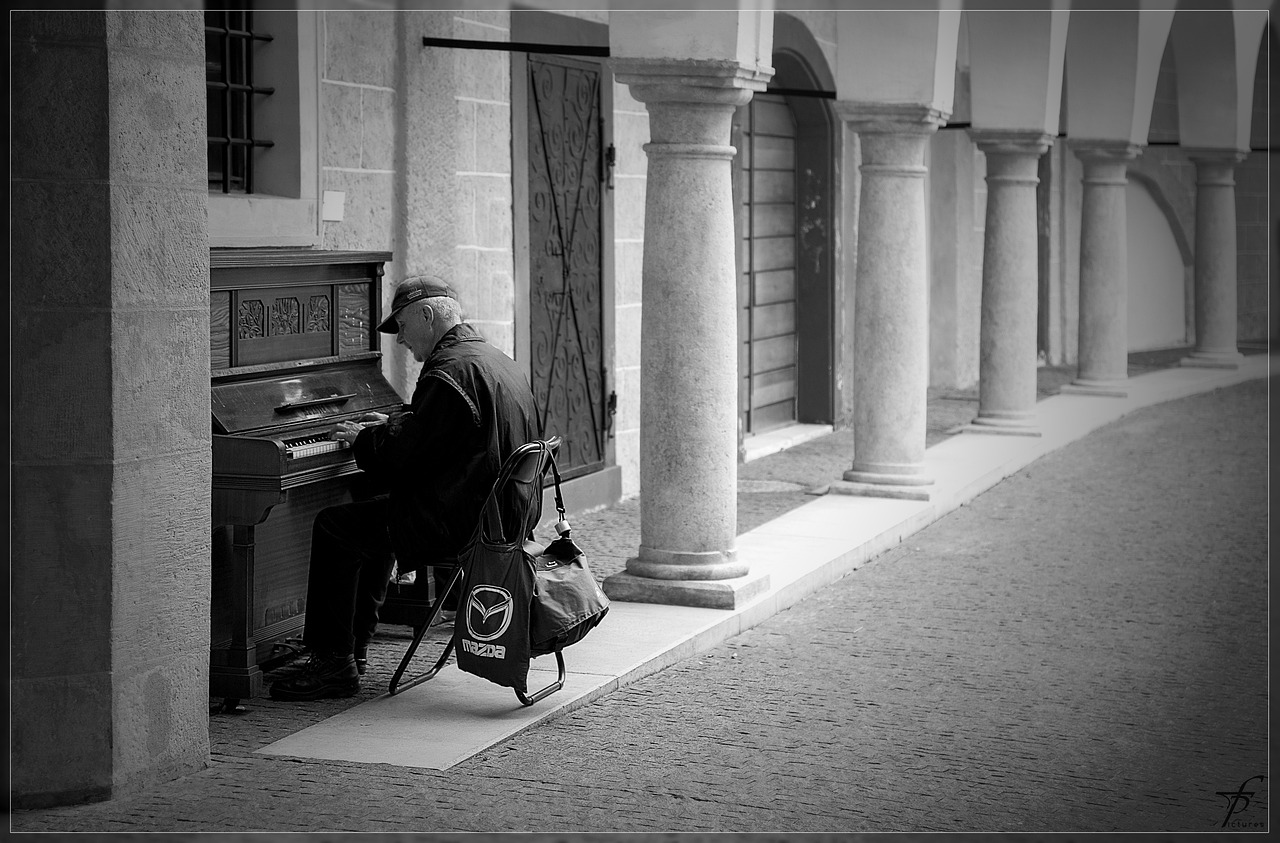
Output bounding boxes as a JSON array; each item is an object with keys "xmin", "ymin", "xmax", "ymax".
[{"xmin": 376, "ymin": 275, "xmax": 457, "ymax": 334}]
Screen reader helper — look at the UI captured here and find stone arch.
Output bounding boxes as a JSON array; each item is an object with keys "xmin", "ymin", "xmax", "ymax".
[
  {"xmin": 1125, "ymin": 173, "xmax": 1192, "ymax": 349},
  {"xmin": 772, "ymin": 12, "xmax": 836, "ymax": 92},
  {"xmin": 966, "ymin": 10, "xmax": 1067, "ymax": 133},
  {"xmin": 1126, "ymin": 168, "xmax": 1194, "ymax": 267},
  {"xmin": 1249, "ymin": 20, "xmax": 1277, "ymax": 150},
  {"xmin": 1169, "ymin": 6, "xmax": 1268, "ymax": 150},
  {"xmin": 1063, "ymin": 9, "xmax": 1174, "ymax": 144}
]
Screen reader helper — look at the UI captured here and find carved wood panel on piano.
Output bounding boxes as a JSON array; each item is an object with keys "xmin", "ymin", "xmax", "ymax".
[{"xmin": 209, "ymin": 248, "xmax": 397, "ymax": 708}]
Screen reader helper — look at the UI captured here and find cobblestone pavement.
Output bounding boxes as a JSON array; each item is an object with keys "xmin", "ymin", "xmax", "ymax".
[{"xmin": 11, "ymin": 368, "xmax": 1268, "ymax": 835}]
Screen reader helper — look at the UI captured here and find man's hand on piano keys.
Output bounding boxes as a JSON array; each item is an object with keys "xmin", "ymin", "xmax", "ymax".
[
  {"xmin": 332, "ymin": 421, "xmax": 363, "ymax": 446},
  {"xmin": 332, "ymin": 413, "xmax": 389, "ymax": 446}
]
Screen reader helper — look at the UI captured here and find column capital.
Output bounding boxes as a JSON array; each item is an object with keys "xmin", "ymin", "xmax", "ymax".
[
  {"xmin": 969, "ymin": 129, "xmax": 1054, "ymax": 157},
  {"xmin": 1183, "ymin": 147, "xmax": 1248, "ymax": 167},
  {"xmin": 833, "ymin": 101, "xmax": 948, "ymax": 136},
  {"xmin": 1070, "ymin": 139, "xmax": 1143, "ymax": 163},
  {"xmin": 609, "ymin": 57, "xmax": 772, "ymax": 107}
]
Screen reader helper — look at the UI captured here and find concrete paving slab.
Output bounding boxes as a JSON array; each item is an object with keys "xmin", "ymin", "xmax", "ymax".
[
  {"xmin": 256, "ymin": 663, "xmax": 591, "ymax": 770},
  {"xmin": 748, "ymin": 493, "xmax": 924, "ymax": 541},
  {"xmin": 541, "ymin": 600, "xmax": 730, "ymax": 677},
  {"xmin": 256, "ymin": 600, "xmax": 729, "ymax": 769}
]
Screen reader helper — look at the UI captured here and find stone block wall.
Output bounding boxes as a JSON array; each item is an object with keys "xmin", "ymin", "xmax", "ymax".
[
  {"xmin": 317, "ymin": 8, "xmax": 517, "ymax": 396},
  {"xmin": 1234, "ymin": 151, "xmax": 1270, "ymax": 343},
  {"xmin": 612, "ymin": 79, "xmax": 650, "ymax": 497},
  {"xmin": 451, "ymin": 10, "xmax": 516, "ymax": 358},
  {"xmin": 319, "ymin": 9, "xmax": 403, "ymax": 383},
  {"xmin": 11, "ymin": 9, "xmax": 211, "ymax": 809}
]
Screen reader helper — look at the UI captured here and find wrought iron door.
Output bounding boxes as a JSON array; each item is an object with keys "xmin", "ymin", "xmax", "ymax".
[{"xmin": 528, "ymin": 56, "xmax": 607, "ymax": 480}]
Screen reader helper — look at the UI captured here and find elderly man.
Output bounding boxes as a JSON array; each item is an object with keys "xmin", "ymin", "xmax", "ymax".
[{"xmin": 271, "ymin": 275, "xmax": 539, "ymax": 701}]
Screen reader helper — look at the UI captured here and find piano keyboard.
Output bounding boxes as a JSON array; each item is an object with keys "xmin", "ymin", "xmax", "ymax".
[{"xmin": 284, "ymin": 433, "xmax": 349, "ymax": 460}]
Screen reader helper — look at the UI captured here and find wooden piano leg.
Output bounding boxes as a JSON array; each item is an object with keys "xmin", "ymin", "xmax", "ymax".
[{"xmin": 210, "ymin": 524, "xmax": 264, "ymax": 711}]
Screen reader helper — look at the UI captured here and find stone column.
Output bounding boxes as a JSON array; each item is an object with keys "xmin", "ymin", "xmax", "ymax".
[
  {"xmin": 830, "ymin": 104, "xmax": 944, "ymax": 501},
  {"xmin": 1061, "ymin": 142, "xmax": 1140, "ymax": 397},
  {"xmin": 1182, "ymin": 150, "xmax": 1247, "ymax": 368},
  {"xmin": 601, "ymin": 60, "xmax": 771, "ymax": 610},
  {"xmin": 964, "ymin": 131, "xmax": 1053, "ymax": 435}
]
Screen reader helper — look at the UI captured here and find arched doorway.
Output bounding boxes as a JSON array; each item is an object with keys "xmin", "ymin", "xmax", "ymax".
[{"xmin": 733, "ymin": 26, "xmax": 837, "ymax": 438}]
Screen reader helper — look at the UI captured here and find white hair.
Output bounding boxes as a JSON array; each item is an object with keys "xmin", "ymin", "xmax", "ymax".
[{"xmin": 427, "ymin": 295, "xmax": 464, "ymax": 327}]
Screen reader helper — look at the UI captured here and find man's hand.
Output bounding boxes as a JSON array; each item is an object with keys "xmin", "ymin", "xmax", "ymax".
[
  {"xmin": 332, "ymin": 413, "xmax": 389, "ymax": 445},
  {"xmin": 331, "ymin": 420, "xmax": 365, "ymax": 446}
]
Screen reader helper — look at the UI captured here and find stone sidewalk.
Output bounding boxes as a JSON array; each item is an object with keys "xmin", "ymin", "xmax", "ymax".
[{"xmin": 10, "ymin": 352, "xmax": 1270, "ymax": 834}]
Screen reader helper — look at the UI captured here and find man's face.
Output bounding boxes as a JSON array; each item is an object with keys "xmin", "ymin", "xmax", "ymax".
[{"xmin": 395, "ymin": 304, "xmax": 435, "ymax": 362}]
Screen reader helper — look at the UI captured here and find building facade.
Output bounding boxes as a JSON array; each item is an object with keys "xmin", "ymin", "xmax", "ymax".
[{"xmin": 10, "ymin": 2, "xmax": 1275, "ymax": 808}]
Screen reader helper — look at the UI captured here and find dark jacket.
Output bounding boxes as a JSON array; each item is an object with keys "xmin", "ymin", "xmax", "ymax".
[{"xmin": 351, "ymin": 323, "xmax": 539, "ymax": 571}]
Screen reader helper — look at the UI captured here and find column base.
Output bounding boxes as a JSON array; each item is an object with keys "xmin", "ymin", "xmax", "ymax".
[
  {"xmin": 843, "ymin": 465, "xmax": 932, "ymax": 485},
  {"xmin": 602, "ymin": 568, "xmax": 771, "ymax": 610},
  {"xmin": 828, "ymin": 479, "xmax": 933, "ymax": 501},
  {"xmin": 1059, "ymin": 378, "xmax": 1128, "ymax": 398},
  {"xmin": 958, "ymin": 417, "xmax": 1042, "ymax": 437},
  {"xmin": 624, "ymin": 546, "xmax": 746, "ymax": 581},
  {"xmin": 1180, "ymin": 350, "xmax": 1243, "ymax": 369}
]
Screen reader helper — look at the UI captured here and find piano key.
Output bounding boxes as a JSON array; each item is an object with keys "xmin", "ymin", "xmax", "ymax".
[{"xmin": 285, "ymin": 439, "xmax": 347, "ymax": 459}]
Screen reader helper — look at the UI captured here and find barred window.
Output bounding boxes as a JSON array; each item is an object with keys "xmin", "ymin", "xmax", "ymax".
[{"xmin": 205, "ymin": 4, "xmax": 275, "ymax": 194}]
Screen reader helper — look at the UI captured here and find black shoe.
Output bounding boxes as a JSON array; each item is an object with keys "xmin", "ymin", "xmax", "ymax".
[
  {"xmin": 354, "ymin": 643, "xmax": 369, "ymax": 676},
  {"xmin": 269, "ymin": 652, "xmax": 360, "ymax": 701}
]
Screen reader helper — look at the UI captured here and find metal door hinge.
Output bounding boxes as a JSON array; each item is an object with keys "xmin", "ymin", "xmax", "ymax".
[
  {"xmin": 604, "ymin": 143, "xmax": 616, "ymax": 191},
  {"xmin": 604, "ymin": 389, "xmax": 617, "ymax": 439}
]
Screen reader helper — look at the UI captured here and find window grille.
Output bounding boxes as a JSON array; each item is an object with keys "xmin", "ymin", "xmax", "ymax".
[{"xmin": 205, "ymin": 5, "xmax": 275, "ymax": 194}]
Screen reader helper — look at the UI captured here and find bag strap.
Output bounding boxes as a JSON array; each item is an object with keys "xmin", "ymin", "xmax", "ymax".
[{"xmin": 544, "ymin": 443, "xmax": 571, "ymax": 539}]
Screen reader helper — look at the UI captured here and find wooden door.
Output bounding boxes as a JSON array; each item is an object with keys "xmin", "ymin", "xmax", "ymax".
[
  {"xmin": 738, "ymin": 93, "xmax": 799, "ymax": 434},
  {"xmin": 527, "ymin": 55, "xmax": 607, "ymax": 479}
]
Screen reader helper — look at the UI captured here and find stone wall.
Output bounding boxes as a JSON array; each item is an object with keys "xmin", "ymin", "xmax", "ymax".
[
  {"xmin": 318, "ymin": 9, "xmax": 516, "ymax": 397},
  {"xmin": 1234, "ymin": 151, "xmax": 1270, "ymax": 343},
  {"xmin": 612, "ymin": 79, "xmax": 649, "ymax": 497}
]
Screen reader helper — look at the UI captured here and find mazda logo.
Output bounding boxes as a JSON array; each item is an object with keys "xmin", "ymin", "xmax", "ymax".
[{"xmin": 465, "ymin": 585, "xmax": 514, "ymax": 642}]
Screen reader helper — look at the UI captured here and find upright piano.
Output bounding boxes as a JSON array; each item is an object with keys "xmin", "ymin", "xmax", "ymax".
[{"xmin": 209, "ymin": 247, "xmax": 407, "ymax": 706}]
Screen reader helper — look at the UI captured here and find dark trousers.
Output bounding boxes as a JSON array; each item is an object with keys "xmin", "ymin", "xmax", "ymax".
[
  {"xmin": 302, "ymin": 499, "xmax": 461, "ymax": 656},
  {"xmin": 302, "ymin": 499, "xmax": 397, "ymax": 657}
]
